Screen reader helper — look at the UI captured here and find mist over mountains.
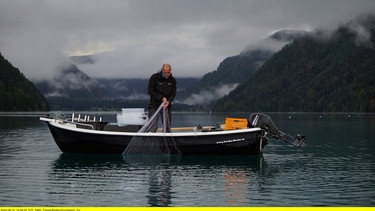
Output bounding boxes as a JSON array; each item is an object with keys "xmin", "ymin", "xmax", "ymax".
[
  {"xmin": 177, "ymin": 29, "xmax": 307, "ymax": 105},
  {"xmin": 35, "ymin": 63, "xmax": 109, "ymax": 100},
  {"xmin": 2, "ymin": 14, "xmax": 374, "ymax": 112},
  {"xmin": 213, "ymin": 14, "xmax": 375, "ymax": 112},
  {"xmin": 96, "ymin": 77, "xmax": 200, "ymax": 101},
  {"xmin": 30, "ymin": 29, "xmax": 302, "ymax": 110}
]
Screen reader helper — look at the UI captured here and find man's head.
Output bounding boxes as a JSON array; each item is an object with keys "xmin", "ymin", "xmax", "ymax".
[{"xmin": 161, "ymin": 63, "xmax": 172, "ymax": 78}]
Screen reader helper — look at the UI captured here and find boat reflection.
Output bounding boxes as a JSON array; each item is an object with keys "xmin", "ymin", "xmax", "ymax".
[
  {"xmin": 179, "ymin": 155, "xmax": 267, "ymax": 206},
  {"xmin": 225, "ymin": 168, "xmax": 250, "ymax": 205},
  {"xmin": 49, "ymin": 153, "xmax": 269, "ymax": 206},
  {"xmin": 123, "ymin": 154, "xmax": 181, "ymax": 165}
]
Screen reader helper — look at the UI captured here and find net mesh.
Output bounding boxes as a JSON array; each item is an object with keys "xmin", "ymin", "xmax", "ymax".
[{"xmin": 122, "ymin": 102, "xmax": 181, "ymax": 155}]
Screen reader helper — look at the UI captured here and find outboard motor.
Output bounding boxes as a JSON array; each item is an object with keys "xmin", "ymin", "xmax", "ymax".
[{"xmin": 249, "ymin": 113, "xmax": 307, "ymax": 147}]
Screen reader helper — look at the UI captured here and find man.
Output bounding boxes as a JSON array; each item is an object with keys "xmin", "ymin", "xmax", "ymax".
[{"xmin": 148, "ymin": 63, "xmax": 177, "ymax": 132}]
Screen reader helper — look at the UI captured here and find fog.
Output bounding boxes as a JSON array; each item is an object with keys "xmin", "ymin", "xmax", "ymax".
[{"xmin": 0, "ymin": 0, "xmax": 374, "ymax": 80}]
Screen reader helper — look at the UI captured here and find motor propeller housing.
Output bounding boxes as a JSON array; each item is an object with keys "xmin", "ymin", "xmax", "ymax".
[{"xmin": 249, "ymin": 113, "xmax": 307, "ymax": 147}]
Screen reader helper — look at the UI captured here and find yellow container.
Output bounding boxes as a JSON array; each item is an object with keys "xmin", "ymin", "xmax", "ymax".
[{"xmin": 225, "ymin": 118, "xmax": 248, "ymax": 130}]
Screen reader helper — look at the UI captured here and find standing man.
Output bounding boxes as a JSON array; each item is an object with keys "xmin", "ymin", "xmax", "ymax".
[{"xmin": 148, "ymin": 63, "xmax": 177, "ymax": 132}]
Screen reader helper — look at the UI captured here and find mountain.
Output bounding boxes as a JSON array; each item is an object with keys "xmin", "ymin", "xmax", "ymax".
[
  {"xmin": 95, "ymin": 77, "xmax": 199, "ymax": 100},
  {"xmin": 178, "ymin": 30, "xmax": 306, "ymax": 105},
  {"xmin": 34, "ymin": 63, "xmax": 110, "ymax": 110},
  {"xmin": 95, "ymin": 78, "xmax": 149, "ymax": 100},
  {"xmin": 35, "ymin": 63, "xmax": 109, "ymax": 99},
  {"xmin": 65, "ymin": 30, "xmax": 304, "ymax": 108},
  {"xmin": 0, "ymin": 52, "xmax": 50, "ymax": 111},
  {"xmin": 213, "ymin": 14, "xmax": 375, "ymax": 112}
]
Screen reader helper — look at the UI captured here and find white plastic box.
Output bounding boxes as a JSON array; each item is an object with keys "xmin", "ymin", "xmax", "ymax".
[{"xmin": 116, "ymin": 108, "xmax": 148, "ymax": 126}]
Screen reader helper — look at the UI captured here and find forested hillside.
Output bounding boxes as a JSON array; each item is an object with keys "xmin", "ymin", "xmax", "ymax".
[
  {"xmin": 178, "ymin": 30, "xmax": 305, "ymax": 104},
  {"xmin": 213, "ymin": 15, "xmax": 375, "ymax": 112},
  {"xmin": 0, "ymin": 52, "xmax": 50, "ymax": 111}
]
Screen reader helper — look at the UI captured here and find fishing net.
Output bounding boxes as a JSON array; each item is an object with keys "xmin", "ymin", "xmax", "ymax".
[{"xmin": 122, "ymin": 102, "xmax": 181, "ymax": 156}]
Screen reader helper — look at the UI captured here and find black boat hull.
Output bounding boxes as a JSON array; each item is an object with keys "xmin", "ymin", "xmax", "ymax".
[{"xmin": 46, "ymin": 121, "xmax": 267, "ymax": 155}]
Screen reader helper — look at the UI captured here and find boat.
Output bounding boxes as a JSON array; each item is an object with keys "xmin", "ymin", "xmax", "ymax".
[{"xmin": 39, "ymin": 111, "xmax": 307, "ymax": 155}]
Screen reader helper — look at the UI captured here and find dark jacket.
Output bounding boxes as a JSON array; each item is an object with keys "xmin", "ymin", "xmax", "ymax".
[{"xmin": 148, "ymin": 71, "xmax": 177, "ymax": 108}]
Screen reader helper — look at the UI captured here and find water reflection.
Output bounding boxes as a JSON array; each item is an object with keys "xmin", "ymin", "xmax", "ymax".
[
  {"xmin": 177, "ymin": 155, "xmax": 269, "ymax": 206},
  {"xmin": 123, "ymin": 154, "xmax": 181, "ymax": 165},
  {"xmin": 146, "ymin": 164, "xmax": 173, "ymax": 206},
  {"xmin": 2, "ymin": 113, "xmax": 374, "ymax": 205},
  {"xmin": 123, "ymin": 154, "xmax": 179, "ymax": 206},
  {"xmin": 224, "ymin": 168, "xmax": 250, "ymax": 204},
  {"xmin": 49, "ymin": 153, "xmax": 269, "ymax": 206}
]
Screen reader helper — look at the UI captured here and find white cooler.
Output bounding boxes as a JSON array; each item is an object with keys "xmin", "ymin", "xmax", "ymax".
[{"xmin": 116, "ymin": 108, "xmax": 148, "ymax": 126}]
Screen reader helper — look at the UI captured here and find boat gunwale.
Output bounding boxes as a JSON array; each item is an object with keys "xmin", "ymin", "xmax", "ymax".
[{"xmin": 40, "ymin": 117, "xmax": 262, "ymax": 137}]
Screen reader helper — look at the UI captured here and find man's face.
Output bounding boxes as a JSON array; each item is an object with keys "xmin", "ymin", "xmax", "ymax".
[{"xmin": 162, "ymin": 67, "xmax": 171, "ymax": 78}]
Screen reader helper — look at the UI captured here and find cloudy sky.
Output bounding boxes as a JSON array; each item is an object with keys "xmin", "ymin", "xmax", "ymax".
[{"xmin": 1, "ymin": 0, "xmax": 374, "ymax": 80}]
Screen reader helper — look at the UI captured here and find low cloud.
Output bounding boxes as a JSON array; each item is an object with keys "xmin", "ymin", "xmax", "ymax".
[
  {"xmin": 1, "ymin": 0, "xmax": 374, "ymax": 80},
  {"xmin": 0, "ymin": 36, "xmax": 70, "ymax": 80},
  {"xmin": 347, "ymin": 14, "xmax": 374, "ymax": 47},
  {"xmin": 178, "ymin": 83, "xmax": 239, "ymax": 105}
]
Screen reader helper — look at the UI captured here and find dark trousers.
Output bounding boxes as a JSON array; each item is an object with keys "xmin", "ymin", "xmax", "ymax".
[{"xmin": 148, "ymin": 105, "xmax": 172, "ymax": 132}]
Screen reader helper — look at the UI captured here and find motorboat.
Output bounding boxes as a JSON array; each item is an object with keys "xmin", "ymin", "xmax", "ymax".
[{"xmin": 40, "ymin": 111, "xmax": 306, "ymax": 155}]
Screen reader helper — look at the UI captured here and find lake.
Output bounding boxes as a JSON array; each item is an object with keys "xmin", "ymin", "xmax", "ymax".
[{"xmin": 0, "ymin": 112, "xmax": 374, "ymax": 206}]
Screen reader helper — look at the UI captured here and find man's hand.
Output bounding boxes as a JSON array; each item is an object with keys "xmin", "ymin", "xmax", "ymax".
[{"xmin": 162, "ymin": 97, "xmax": 169, "ymax": 108}]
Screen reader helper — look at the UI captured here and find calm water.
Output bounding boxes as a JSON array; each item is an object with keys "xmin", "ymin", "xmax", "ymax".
[{"xmin": 0, "ymin": 112, "xmax": 374, "ymax": 206}]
